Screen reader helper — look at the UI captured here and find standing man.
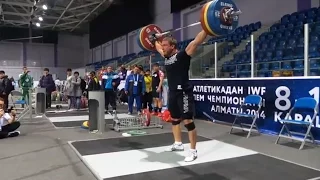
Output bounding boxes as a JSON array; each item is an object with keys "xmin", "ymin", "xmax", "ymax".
[
  {"xmin": 125, "ymin": 66, "xmax": 145, "ymax": 115},
  {"xmin": 143, "ymin": 69, "xmax": 153, "ymax": 112},
  {"xmin": 101, "ymin": 66, "xmax": 119, "ymax": 113},
  {"xmin": 39, "ymin": 68, "xmax": 55, "ymax": 109},
  {"xmin": 72, "ymin": 72, "xmax": 82, "ymax": 110},
  {"xmin": 19, "ymin": 67, "xmax": 33, "ymax": 104},
  {"xmin": 0, "ymin": 71, "xmax": 13, "ymax": 110},
  {"xmin": 151, "ymin": 63, "xmax": 164, "ymax": 116},
  {"xmin": 64, "ymin": 69, "xmax": 74, "ymax": 110},
  {"xmin": 151, "ymin": 30, "xmax": 208, "ymax": 162}
]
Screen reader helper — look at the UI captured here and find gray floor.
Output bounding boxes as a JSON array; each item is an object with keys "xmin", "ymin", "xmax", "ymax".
[{"xmin": 1, "ymin": 111, "xmax": 320, "ymax": 180}]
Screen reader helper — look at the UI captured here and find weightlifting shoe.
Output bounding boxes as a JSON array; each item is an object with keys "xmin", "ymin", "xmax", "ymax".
[
  {"xmin": 184, "ymin": 149, "xmax": 197, "ymax": 162},
  {"xmin": 165, "ymin": 143, "xmax": 184, "ymax": 152}
]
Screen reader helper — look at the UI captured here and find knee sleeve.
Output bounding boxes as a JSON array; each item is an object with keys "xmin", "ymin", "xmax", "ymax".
[
  {"xmin": 171, "ymin": 119, "xmax": 181, "ymax": 125},
  {"xmin": 184, "ymin": 122, "xmax": 196, "ymax": 131}
]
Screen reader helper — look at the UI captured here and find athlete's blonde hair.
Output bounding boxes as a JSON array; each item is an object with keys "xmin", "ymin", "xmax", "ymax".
[{"xmin": 162, "ymin": 36, "xmax": 177, "ymax": 49}]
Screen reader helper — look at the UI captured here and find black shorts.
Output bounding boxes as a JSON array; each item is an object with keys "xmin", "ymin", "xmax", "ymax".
[
  {"xmin": 152, "ymin": 89, "xmax": 162, "ymax": 98},
  {"xmin": 168, "ymin": 90, "xmax": 194, "ymax": 119}
]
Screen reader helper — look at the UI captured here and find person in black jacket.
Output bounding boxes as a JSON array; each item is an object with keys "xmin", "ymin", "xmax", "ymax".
[
  {"xmin": 87, "ymin": 71, "xmax": 100, "ymax": 91},
  {"xmin": 39, "ymin": 68, "xmax": 55, "ymax": 108},
  {"xmin": 0, "ymin": 71, "xmax": 13, "ymax": 110}
]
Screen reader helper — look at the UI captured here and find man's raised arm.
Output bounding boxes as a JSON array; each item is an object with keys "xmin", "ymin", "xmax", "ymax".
[{"xmin": 185, "ymin": 30, "xmax": 207, "ymax": 56}]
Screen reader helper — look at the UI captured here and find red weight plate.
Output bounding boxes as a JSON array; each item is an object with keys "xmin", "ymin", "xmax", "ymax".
[{"xmin": 139, "ymin": 24, "xmax": 163, "ymax": 51}]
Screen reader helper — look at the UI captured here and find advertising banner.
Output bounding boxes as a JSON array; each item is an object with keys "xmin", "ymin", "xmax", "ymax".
[{"xmin": 190, "ymin": 78, "xmax": 320, "ymax": 140}]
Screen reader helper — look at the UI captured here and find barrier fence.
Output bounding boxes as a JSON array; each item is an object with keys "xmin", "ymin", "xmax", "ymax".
[{"xmin": 143, "ymin": 23, "xmax": 320, "ymax": 141}]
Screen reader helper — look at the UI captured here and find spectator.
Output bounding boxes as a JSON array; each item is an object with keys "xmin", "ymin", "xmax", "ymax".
[
  {"xmin": 0, "ymin": 71, "xmax": 14, "ymax": 110},
  {"xmin": 0, "ymin": 97, "xmax": 20, "ymax": 139},
  {"xmin": 88, "ymin": 71, "xmax": 101, "ymax": 91},
  {"xmin": 101, "ymin": 66, "xmax": 119, "ymax": 113},
  {"xmin": 64, "ymin": 69, "xmax": 73, "ymax": 110},
  {"xmin": 143, "ymin": 69, "xmax": 153, "ymax": 112},
  {"xmin": 19, "ymin": 67, "xmax": 33, "ymax": 103},
  {"xmin": 39, "ymin": 68, "xmax": 55, "ymax": 109},
  {"xmin": 72, "ymin": 72, "xmax": 82, "ymax": 110},
  {"xmin": 118, "ymin": 65, "xmax": 127, "ymax": 81},
  {"xmin": 125, "ymin": 66, "xmax": 145, "ymax": 115}
]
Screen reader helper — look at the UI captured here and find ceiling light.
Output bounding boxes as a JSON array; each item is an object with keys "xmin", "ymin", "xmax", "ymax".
[
  {"xmin": 38, "ymin": 16, "xmax": 43, "ymax": 21},
  {"xmin": 36, "ymin": 22, "xmax": 41, "ymax": 27},
  {"xmin": 42, "ymin": 5, "xmax": 48, "ymax": 10}
]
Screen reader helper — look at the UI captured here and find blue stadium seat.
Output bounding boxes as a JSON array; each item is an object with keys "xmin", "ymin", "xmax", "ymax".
[
  {"xmin": 287, "ymin": 38, "xmax": 296, "ymax": 49},
  {"xmin": 294, "ymin": 47, "xmax": 304, "ymax": 59},
  {"xmin": 281, "ymin": 14, "xmax": 290, "ymax": 24},
  {"xmin": 282, "ymin": 61, "xmax": 292, "ymax": 69},
  {"xmin": 274, "ymin": 50, "xmax": 283, "ymax": 61},
  {"xmin": 271, "ymin": 62, "xmax": 280, "ymax": 70},
  {"xmin": 257, "ymin": 72, "xmax": 266, "ymax": 77},
  {"xmin": 277, "ymin": 40, "xmax": 286, "ymax": 49},
  {"xmin": 309, "ymin": 45, "xmax": 320, "ymax": 58},
  {"xmin": 289, "ymin": 14, "xmax": 297, "ymax": 23},
  {"xmin": 310, "ymin": 35, "xmax": 320, "ymax": 45},
  {"xmin": 310, "ymin": 59, "xmax": 319, "ymax": 68},
  {"xmin": 310, "ymin": 69, "xmax": 320, "ymax": 76},
  {"xmin": 287, "ymin": 23, "xmax": 294, "ymax": 29},
  {"xmin": 294, "ymin": 70, "xmax": 304, "ymax": 76},
  {"xmin": 269, "ymin": 41, "xmax": 277, "ymax": 50},
  {"xmin": 283, "ymin": 48, "xmax": 294, "ymax": 60},
  {"xmin": 260, "ymin": 63, "xmax": 269, "ymax": 71},
  {"xmin": 264, "ymin": 51, "xmax": 273, "ymax": 61},
  {"xmin": 254, "ymin": 21, "xmax": 262, "ymax": 30},
  {"xmin": 294, "ymin": 60, "xmax": 304, "ymax": 69}
]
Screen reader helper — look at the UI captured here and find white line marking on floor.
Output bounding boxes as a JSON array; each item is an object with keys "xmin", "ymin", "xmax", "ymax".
[
  {"xmin": 307, "ymin": 176, "xmax": 320, "ymax": 180},
  {"xmin": 48, "ymin": 113, "xmax": 134, "ymax": 122},
  {"xmin": 81, "ymin": 140, "xmax": 257, "ymax": 179}
]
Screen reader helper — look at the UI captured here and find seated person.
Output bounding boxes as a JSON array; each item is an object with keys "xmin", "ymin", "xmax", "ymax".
[{"xmin": 0, "ymin": 97, "xmax": 20, "ymax": 139}]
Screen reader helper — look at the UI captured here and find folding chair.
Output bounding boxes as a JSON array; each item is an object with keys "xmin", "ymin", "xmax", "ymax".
[
  {"xmin": 230, "ymin": 95, "xmax": 262, "ymax": 138},
  {"xmin": 275, "ymin": 97, "xmax": 318, "ymax": 150},
  {"xmin": 10, "ymin": 90, "xmax": 29, "ymax": 121}
]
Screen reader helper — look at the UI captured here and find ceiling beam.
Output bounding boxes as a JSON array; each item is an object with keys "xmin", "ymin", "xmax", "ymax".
[
  {"xmin": 52, "ymin": 0, "xmax": 75, "ymax": 29},
  {"xmin": 71, "ymin": 0, "xmax": 108, "ymax": 31},
  {"xmin": 2, "ymin": 11, "xmax": 87, "ymax": 21},
  {"xmin": 0, "ymin": 1, "xmax": 102, "ymax": 11},
  {"xmin": 2, "ymin": 19, "xmax": 80, "ymax": 29}
]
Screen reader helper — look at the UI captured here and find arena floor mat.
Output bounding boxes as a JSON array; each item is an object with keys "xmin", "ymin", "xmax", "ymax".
[
  {"xmin": 47, "ymin": 113, "xmax": 134, "ymax": 128},
  {"xmin": 69, "ymin": 132, "xmax": 320, "ymax": 180}
]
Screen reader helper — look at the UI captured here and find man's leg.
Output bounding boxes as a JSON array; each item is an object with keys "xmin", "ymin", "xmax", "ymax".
[
  {"xmin": 1, "ymin": 121, "xmax": 21, "ymax": 138},
  {"xmin": 45, "ymin": 93, "xmax": 50, "ymax": 108},
  {"xmin": 181, "ymin": 91, "xmax": 197, "ymax": 162},
  {"xmin": 48, "ymin": 93, "xmax": 52, "ymax": 107},
  {"xmin": 104, "ymin": 91, "xmax": 110, "ymax": 111},
  {"xmin": 136, "ymin": 95, "xmax": 142, "ymax": 113},
  {"xmin": 128, "ymin": 95, "xmax": 134, "ymax": 114},
  {"xmin": 147, "ymin": 92, "xmax": 153, "ymax": 112},
  {"xmin": 165, "ymin": 91, "xmax": 184, "ymax": 152},
  {"xmin": 157, "ymin": 92, "xmax": 163, "ymax": 115},
  {"xmin": 4, "ymin": 95, "xmax": 9, "ymax": 110},
  {"xmin": 109, "ymin": 91, "xmax": 117, "ymax": 111}
]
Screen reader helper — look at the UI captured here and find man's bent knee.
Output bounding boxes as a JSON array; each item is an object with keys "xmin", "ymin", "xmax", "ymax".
[{"xmin": 184, "ymin": 121, "xmax": 196, "ymax": 131}]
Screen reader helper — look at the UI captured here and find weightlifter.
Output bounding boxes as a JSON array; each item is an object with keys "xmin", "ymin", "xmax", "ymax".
[{"xmin": 150, "ymin": 30, "xmax": 207, "ymax": 162}]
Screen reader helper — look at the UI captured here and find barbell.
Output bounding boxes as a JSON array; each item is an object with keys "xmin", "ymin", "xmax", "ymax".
[{"xmin": 137, "ymin": 0, "xmax": 241, "ymax": 52}]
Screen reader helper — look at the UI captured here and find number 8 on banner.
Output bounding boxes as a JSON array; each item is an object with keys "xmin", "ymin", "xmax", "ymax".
[{"xmin": 275, "ymin": 86, "xmax": 291, "ymax": 111}]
